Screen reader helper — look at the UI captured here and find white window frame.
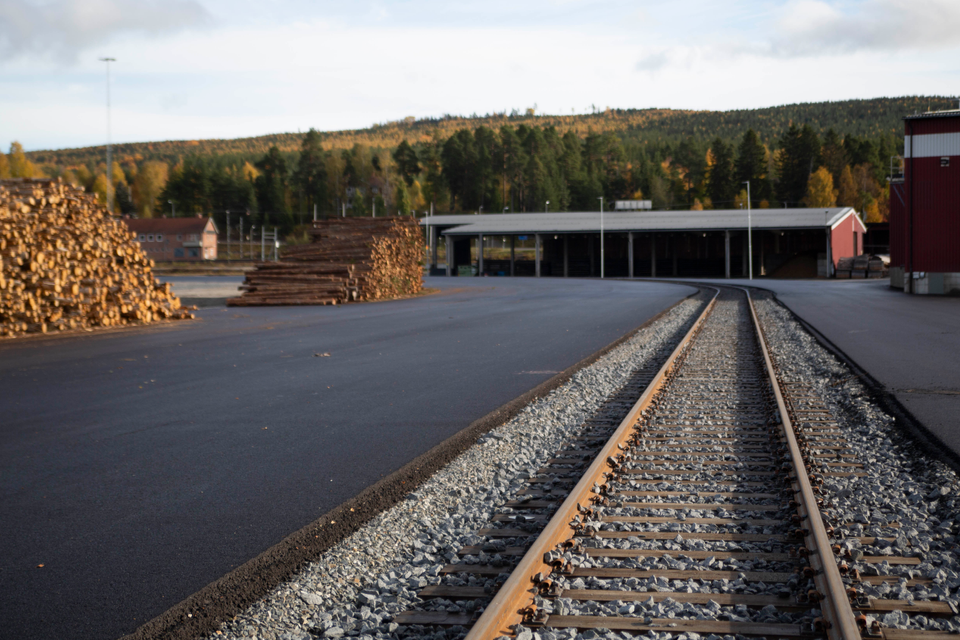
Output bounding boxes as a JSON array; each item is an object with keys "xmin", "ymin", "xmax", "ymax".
[
  {"xmin": 156, "ymin": 234, "xmax": 163, "ymax": 242},
  {"xmin": 139, "ymin": 234, "xmax": 146, "ymax": 242},
  {"xmin": 147, "ymin": 234, "xmax": 154, "ymax": 242}
]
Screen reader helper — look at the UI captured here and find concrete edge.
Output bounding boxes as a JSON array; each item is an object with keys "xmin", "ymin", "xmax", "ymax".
[
  {"xmin": 737, "ymin": 284, "xmax": 960, "ymax": 476},
  {"xmin": 121, "ymin": 283, "xmax": 703, "ymax": 640}
]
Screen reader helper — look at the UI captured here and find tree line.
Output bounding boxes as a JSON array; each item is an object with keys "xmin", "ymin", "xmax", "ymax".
[{"xmin": 5, "ymin": 116, "xmax": 900, "ymax": 235}]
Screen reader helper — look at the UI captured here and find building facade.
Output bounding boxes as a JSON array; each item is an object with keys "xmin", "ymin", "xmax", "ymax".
[
  {"xmin": 889, "ymin": 108, "xmax": 960, "ymax": 295},
  {"xmin": 123, "ymin": 217, "xmax": 218, "ymax": 261}
]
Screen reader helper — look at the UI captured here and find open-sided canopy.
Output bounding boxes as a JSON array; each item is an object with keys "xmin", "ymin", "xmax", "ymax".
[{"xmin": 421, "ymin": 208, "xmax": 863, "ymax": 235}]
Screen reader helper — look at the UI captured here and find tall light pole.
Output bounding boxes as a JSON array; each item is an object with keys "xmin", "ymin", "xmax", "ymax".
[
  {"xmin": 168, "ymin": 199, "xmax": 175, "ymax": 217},
  {"xmin": 743, "ymin": 180, "xmax": 752, "ymax": 280},
  {"xmin": 545, "ymin": 200, "xmax": 549, "ymax": 213},
  {"xmin": 598, "ymin": 196, "xmax": 605, "ymax": 279},
  {"xmin": 99, "ymin": 57, "xmax": 116, "ymax": 213}
]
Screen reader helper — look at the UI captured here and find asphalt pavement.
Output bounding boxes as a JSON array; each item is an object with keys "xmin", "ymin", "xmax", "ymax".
[{"xmin": 0, "ymin": 276, "xmax": 693, "ymax": 640}]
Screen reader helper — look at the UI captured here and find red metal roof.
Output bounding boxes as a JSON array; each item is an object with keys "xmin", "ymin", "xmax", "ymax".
[{"xmin": 122, "ymin": 217, "xmax": 216, "ymax": 235}]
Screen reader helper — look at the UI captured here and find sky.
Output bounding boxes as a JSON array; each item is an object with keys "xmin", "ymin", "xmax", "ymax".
[{"xmin": 2, "ymin": 0, "xmax": 960, "ymax": 152}]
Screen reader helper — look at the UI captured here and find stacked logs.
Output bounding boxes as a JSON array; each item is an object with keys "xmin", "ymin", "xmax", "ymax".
[
  {"xmin": 0, "ymin": 178, "xmax": 194, "ymax": 337},
  {"xmin": 228, "ymin": 217, "xmax": 424, "ymax": 306}
]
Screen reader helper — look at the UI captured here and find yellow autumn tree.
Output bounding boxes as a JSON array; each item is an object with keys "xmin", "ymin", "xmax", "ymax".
[
  {"xmin": 803, "ymin": 167, "xmax": 837, "ymax": 207},
  {"xmin": 732, "ymin": 189, "xmax": 748, "ymax": 209},
  {"xmin": 837, "ymin": 165, "xmax": 857, "ymax": 207},
  {"xmin": 8, "ymin": 142, "xmax": 38, "ymax": 178},
  {"xmin": 91, "ymin": 173, "xmax": 109, "ymax": 205},
  {"xmin": 0, "ymin": 149, "xmax": 9, "ymax": 178},
  {"xmin": 132, "ymin": 161, "xmax": 169, "ymax": 217},
  {"xmin": 691, "ymin": 198, "xmax": 704, "ymax": 211}
]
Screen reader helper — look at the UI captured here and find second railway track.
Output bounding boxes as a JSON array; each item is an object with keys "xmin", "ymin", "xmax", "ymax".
[{"xmin": 396, "ymin": 286, "xmax": 957, "ymax": 640}]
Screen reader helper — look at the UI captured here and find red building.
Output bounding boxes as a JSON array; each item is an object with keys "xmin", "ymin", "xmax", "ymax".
[
  {"xmin": 123, "ymin": 217, "xmax": 218, "ymax": 261},
  {"xmin": 890, "ymin": 108, "xmax": 960, "ymax": 294}
]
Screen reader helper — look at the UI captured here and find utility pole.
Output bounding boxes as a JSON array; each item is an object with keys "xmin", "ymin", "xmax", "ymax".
[
  {"xmin": 226, "ymin": 210, "xmax": 231, "ymax": 262},
  {"xmin": 744, "ymin": 181, "xmax": 753, "ymax": 280},
  {"xmin": 598, "ymin": 196, "xmax": 605, "ymax": 279},
  {"xmin": 99, "ymin": 57, "xmax": 116, "ymax": 213}
]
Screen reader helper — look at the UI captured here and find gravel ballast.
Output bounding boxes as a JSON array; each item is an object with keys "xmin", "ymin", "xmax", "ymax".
[
  {"xmin": 207, "ymin": 288, "xmax": 960, "ymax": 640},
  {"xmin": 206, "ymin": 296, "xmax": 706, "ymax": 640}
]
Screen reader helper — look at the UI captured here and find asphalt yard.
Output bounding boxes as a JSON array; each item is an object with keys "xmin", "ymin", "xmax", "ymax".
[{"xmin": 0, "ymin": 276, "xmax": 692, "ymax": 640}]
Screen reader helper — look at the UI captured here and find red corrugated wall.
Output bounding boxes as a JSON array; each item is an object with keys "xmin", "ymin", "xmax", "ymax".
[{"xmin": 903, "ymin": 114, "xmax": 960, "ymax": 273}]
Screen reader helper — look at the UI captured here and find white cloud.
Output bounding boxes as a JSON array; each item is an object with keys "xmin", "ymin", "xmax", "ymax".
[
  {"xmin": 635, "ymin": 0, "xmax": 960, "ymax": 73},
  {"xmin": 774, "ymin": 0, "xmax": 960, "ymax": 55},
  {"xmin": 0, "ymin": 0, "xmax": 210, "ymax": 62}
]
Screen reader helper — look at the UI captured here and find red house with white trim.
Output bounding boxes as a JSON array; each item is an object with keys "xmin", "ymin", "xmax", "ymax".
[{"xmin": 123, "ymin": 217, "xmax": 218, "ymax": 261}]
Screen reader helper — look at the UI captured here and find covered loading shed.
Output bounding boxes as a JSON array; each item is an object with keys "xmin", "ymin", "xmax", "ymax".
[{"xmin": 422, "ymin": 208, "xmax": 865, "ymax": 279}]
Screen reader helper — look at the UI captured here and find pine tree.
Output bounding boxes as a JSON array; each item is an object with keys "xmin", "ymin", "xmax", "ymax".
[
  {"xmin": 707, "ymin": 137, "xmax": 736, "ymax": 207},
  {"xmin": 295, "ymin": 128, "xmax": 329, "ymax": 215},
  {"xmin": 735, "ymin": 129, "xmax": 770, "ymax": 204},
  {"xmin": 776, "ymin": 124, "xmax": 821, "ymax": 205},
  {"xmin": 820, "ymin": 129, "xmax": 848, "ymax": 184},
  {"xmin": 254, "ymin": 146, "xmax": 289, "ymax": 227},
  {"xmin": 392, "ymin": 140, "xmax": 421, "ymax": 188}
]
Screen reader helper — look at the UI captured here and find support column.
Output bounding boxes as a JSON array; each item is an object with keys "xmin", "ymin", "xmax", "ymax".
[
  {"xmin": 724, "ymin": 230, "xmax": 731, "ymax": 279},
  {"xmin": 445, "ymin": 235, "xmax": 453, "ymax": 276},
  {"xmin": 563, "ymin": 235, "xmax": 569, "ymax": 277},
  {"xmin": 535, "ymin": 234, "xmax": 541, "ymax": 277},
  {"xmin": 478, "ymin": 234, "xmax": 484, "ymax": 275},
  {"xmin": 510, "ymin": 235, "xmax": 515, "ymax": 276},
  {"xmin": 826, "ymin": 229, "xmax": 833, "ymax": 278},
  {"xmin": 628, "ymin": 231, "xmax": 634, "ymax": 278},
  {"xmin": 650, "ymin": 235, "xmax": 656, "ymax": 277},
  {"xmin": 430, "ymin": 226, "xmax": 438, "ymax": 269}
]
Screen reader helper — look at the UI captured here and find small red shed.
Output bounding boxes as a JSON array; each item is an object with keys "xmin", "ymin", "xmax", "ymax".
[{"xmin": 889, "ymin": 108, "xmax": 960, "ymax": 294}]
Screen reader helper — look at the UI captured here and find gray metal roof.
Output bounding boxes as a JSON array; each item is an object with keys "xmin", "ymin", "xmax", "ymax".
[{"xmin": 422, "ymin": 208, "xmax": 859, "ymax": 236}]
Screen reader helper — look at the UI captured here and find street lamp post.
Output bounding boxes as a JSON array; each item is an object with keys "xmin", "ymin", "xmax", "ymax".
[
  {"xmin": 168, "ymin": 200, "xmax": 175, "ymax": 217},
  {"xmin": 226, "ymin": 210, "xmax": 231, "ymax": 262},
  {"xmin": 743, "ymin": 181, "xmax": 752, "ymax": 280},
  {"xmin": 99, "ymin": 57, "xmax": 115, "ymax": 213},
  {"xmin": 598, "ymin": 196, "xmax": 605, "ymax": 279},
  {"xmin": 545, "ymin": 200, "xmax": 549, "ymax": 213}
]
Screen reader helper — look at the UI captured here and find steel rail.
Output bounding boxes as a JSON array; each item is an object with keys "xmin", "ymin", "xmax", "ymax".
[
  {"xmin": 743, "ymin": 288, "xmax": 861, "ymax": 640},
  {"xmin": 465, "ymin": 287, "xmax": 720, "ymax": 640}
]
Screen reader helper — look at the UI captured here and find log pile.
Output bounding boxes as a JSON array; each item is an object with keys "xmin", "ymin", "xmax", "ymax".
[
  {"xmin": 0, "ymin": 178, "xmax": 194, "ymax": 337},
  {"xmin": 228, "ymin": 217, "xmax": 424, "ymax": 306}
]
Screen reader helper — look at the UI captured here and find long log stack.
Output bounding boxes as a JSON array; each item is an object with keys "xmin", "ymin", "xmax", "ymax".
[
  {"xmin": 0, "ymin": 178, "xmax": 194, "ymax": 338},
  {"xmin": 228, "ymin": 217, "xmax": 424, "ymax": 306}
]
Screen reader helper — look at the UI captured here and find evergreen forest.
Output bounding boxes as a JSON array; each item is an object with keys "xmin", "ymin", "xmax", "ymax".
[{"xmin": 6, "ymin": 95, "xmax": 953, "ymax": 235}]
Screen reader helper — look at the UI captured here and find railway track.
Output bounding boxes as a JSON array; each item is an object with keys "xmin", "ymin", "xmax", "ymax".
[{"xmin": 395, "ymin": 287, "xmax": 957, "ymax": 640}]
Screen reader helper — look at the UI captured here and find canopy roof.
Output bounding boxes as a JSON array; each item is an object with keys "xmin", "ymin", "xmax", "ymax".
[{"xmin": 422, "ymin": 208, "xmax": 862, "ymax": 236}]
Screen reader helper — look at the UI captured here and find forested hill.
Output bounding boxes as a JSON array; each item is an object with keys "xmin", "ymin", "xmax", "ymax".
[{"xmin": 26, "ymin": 96, "xmax": 954, "ymax": 168}]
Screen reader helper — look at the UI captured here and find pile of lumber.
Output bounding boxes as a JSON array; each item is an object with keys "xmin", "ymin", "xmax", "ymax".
[
  {"xmin": 836, "ymin": 254, "xmax": 888, "ymax": 279},
  {"xmin": 228, "ymin": 217, "xmax": 424, "ymax": 306},
  {"xmin": 0, "ymin": 178, "xmax": 194, "ymax": 337}
]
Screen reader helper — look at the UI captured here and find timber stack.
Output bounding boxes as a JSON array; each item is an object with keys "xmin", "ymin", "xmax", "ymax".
[
  {"xmin": 0, "ymin": 178, "xmax": 194, "ymax": 338},
  {"xmin": 227, "ymin": 217, "xmax": 423, "ymax": 306}
]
